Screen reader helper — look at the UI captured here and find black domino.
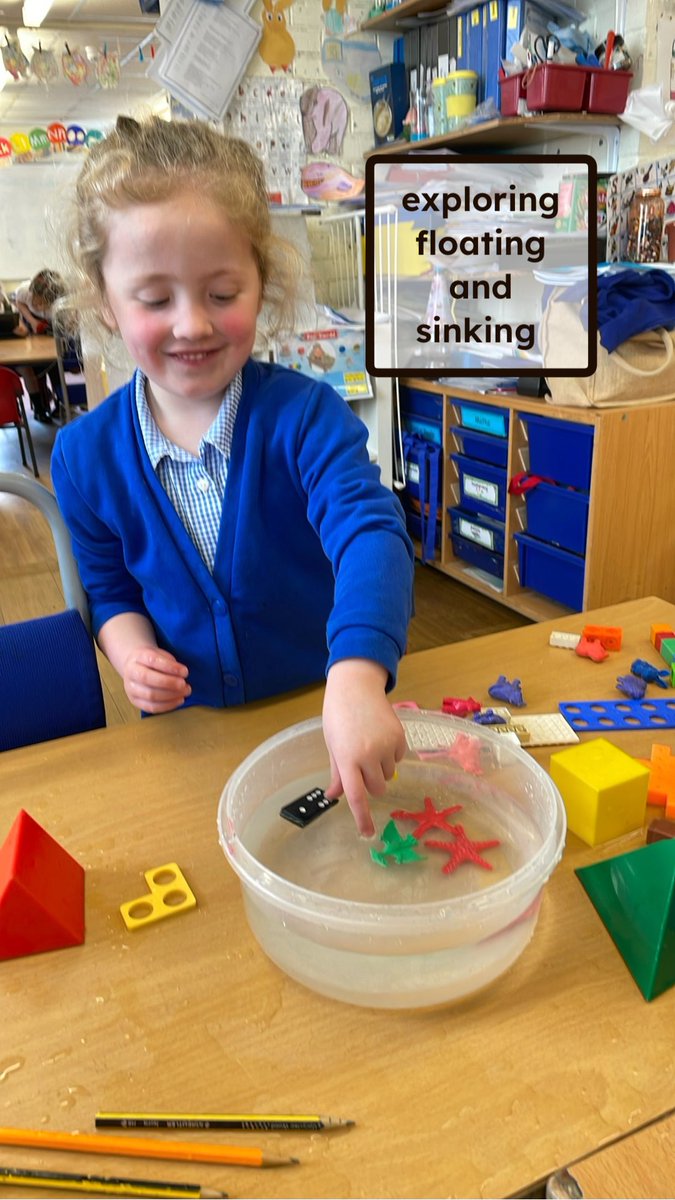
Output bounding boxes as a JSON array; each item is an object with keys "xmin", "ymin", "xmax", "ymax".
[{"xmin": 280, "ymin": 787, "xmax": 339, "ymax": 827}]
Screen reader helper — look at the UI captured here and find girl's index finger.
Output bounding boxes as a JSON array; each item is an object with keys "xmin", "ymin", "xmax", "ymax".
[{"xmin": 140, "ymin": 649, "xmax": 189, "ymax": 676}]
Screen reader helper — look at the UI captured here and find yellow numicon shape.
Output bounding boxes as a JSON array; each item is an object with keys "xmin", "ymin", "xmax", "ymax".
[
  {"xmin": 120, "ymin": 862, "xmax": 196, "ymax": 931},
  {"xmin": 549, "ymin": 738, "xmax": 649, "ymax": 847}
]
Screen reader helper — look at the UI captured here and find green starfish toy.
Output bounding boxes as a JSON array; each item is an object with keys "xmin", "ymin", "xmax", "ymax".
[{"xmin": 370, "ymin": 819, "xmax": 427, "ymax": 867}]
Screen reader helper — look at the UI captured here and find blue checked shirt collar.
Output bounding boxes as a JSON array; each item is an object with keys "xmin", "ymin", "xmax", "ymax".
[{"xmin": 134, "ymin": 369, "xmax": 242, "ymax": 467}]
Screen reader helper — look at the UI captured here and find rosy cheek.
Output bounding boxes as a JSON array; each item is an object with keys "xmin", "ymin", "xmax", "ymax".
[
  {"xmin": 123, "ymin": 312, "xmax": 164, "ymax": 349},
  {"xmin": 220, "ymin": 310, "xmax": 257, "ymax": 340}
]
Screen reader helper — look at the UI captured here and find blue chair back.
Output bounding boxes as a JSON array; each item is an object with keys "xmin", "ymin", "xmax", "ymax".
[{"xmin": 0, "ymin": 472, "xmax": 106, "ymax": 751}]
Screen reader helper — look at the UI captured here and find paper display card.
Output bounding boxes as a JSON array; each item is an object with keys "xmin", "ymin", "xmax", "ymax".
[
  {"xmin": 156, "ymin": 0, "xmax": 255, "ymax": 45},
  {"xmin": 149, "ymin": 0, "xmax": 260, "ymax": 123},
  {"xmin": 274, "ymin": 328, "xmax": 373, "ymax": 400}
]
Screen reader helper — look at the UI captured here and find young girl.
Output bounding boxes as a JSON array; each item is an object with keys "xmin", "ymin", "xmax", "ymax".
[{"xmin": 51, "ymin": 115, "xmax": 414, "ymax": 837}]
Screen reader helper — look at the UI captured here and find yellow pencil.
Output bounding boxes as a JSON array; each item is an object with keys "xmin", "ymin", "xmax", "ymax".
[
  {"xmin": 0, "ymin": 1127, "xmax": 298, "ymax": 1168},
  {"xmin": 0, "ymin": 1165, "xmax": 227, "ymax": 1198},
  {"xmin": 96, "ymin": 1111, "xmax": 355, "ymax": 1132}
]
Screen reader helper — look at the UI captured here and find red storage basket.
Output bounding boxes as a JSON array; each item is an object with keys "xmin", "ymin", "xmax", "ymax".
[
  {"xmin": 498, "ymin": 72, "xmax": 525, "ymax": 116},
  {"xmin": 524, "ymin": 63, "xmax": 587, "ymax": 112},
  {"xmin": 584, "ymin": 68, "xmax": 632, "ymax": 114}
]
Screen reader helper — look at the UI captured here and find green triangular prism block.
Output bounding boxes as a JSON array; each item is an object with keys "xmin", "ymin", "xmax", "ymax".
[{"xmin": 576, "ymin": 839, "xmax": 675, "ymax": 1001}]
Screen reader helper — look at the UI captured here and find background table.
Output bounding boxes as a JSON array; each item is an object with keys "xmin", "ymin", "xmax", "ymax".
[
  {"xmin": 1, "ymin": 596, "xmax": 675, "ymax": 1198},
  {"xmin": 0, "ymin": 335, "xmax": 56, "ymax": 368}
]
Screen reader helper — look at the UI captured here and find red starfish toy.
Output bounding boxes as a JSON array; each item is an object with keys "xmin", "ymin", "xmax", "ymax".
[
  {"xmin": 425, "ymin": 825, "xmax": 501, "ymax": 874},
  {"xmin": 390, "ymin": 795, "xmax": 463, "ymax": 839}
]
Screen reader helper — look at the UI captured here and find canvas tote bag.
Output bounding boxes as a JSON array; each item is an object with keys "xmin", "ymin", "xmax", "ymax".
[{"xmin": 541, "ymin": 287, "xmax": 675, "ymax": 408}]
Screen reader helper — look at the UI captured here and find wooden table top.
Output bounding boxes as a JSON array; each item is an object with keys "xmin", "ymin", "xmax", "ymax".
[
  {"xmin": 555, "ymin": 1106, "xmax": 675, "ymax": 1198},
  {"xmin": 2, "ymin": 595, "xmax": 675, "ymax": 1199},
  {"xmin": 0, "ymin": 335, "xmax": 56, "ymax": 367}
]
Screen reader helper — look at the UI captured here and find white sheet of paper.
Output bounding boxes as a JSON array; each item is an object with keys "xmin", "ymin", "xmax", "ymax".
[
  {"xmin": 150, "ymin": 2, "xmax": 261, "ymax": 122},
  {"xmin": 157, "ymin": 0, "xmax": 256, "ymax": 45},
  {"xmin": 155, "ymin": 0, "xmax": 194, "ymax": 45}
]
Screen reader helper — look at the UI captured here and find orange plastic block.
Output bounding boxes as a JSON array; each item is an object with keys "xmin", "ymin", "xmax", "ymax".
[
  {"xmin": 0, "ymin": 810, "xmax": 85, "ymax": 960},
  {"xmin": 636, "ymin": 745, "xmax": 675, "ymax": 809},
  {"xmin": 581, "ymin": 624, "xmax": 622, "ymax": 651},
  {"xmin": 651, "ymin": 623, "xmax": 675, "ymax": 648}
]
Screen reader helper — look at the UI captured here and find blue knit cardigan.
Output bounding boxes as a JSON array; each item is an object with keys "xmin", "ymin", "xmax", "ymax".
[{"xmin": 52, "ymin": 359, "xmax": 414, "ymax": 708}]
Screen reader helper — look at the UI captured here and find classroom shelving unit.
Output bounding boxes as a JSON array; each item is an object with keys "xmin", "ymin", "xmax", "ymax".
[
  {"xmin": 364, "ymin": 113, "xmax": 622, "ymax": 159},
  {"xmin": 399, "ymin": 379, "xmax": 675, "ymax": 620},
  {"xmin": 361, "ymin": 0, "xmax": 449, "ymax": 33}
]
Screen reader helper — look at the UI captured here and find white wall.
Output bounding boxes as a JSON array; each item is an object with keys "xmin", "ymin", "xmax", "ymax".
[{"xmin": 0, "ymin": 155, "xmax": 83, "ymax": 283}]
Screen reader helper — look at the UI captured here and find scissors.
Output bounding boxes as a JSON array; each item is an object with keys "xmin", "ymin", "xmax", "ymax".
[{"xmin": 529, "ymin": 34, "xmax": 561, "ymax": 64}]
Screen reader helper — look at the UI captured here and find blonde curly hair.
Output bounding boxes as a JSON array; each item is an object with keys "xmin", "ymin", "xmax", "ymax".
[{"xmin": 57, "ymin": 114, "xmax": 303, "ymax": 341}]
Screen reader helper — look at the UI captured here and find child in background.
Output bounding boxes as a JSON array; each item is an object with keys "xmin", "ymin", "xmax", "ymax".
[
  {"xmin": 0, "ymin": 284, "xmax": 24, "ymax": 336},
  {"xmin": 51, "ymin": 115, "xmax": 414, "ymax": 837},
  {"xmin": 15, "ymin": 270, "xmax": 64, "ymax": 335},
  {"xmin": 13, "ymin": 270, "xmax": 65, "ymax": 421}
]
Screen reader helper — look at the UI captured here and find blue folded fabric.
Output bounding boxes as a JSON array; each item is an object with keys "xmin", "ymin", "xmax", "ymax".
[{"xmin": 597, "ymin": 268, "xmax": 675, "ymax": 352}]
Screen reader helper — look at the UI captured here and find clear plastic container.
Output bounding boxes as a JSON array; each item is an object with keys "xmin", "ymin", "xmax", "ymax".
[
  {"xmin": 218, "ymin": 711, "xmax": 566, "ymax": 1009},
  {"xmin": 627, "ymin": 186, "xmax": 665, "ymax": 263}
]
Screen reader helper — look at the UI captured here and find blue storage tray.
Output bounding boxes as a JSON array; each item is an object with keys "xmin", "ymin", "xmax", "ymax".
[
  {"xmin": 449, "ymin": 506, "xmax": 505, "ymax": 555},
  {"xmin": 403, "ymin": 413, "xmax": 442, "ymax": 446},
  {"xmin": 450, "ymin": 425, "xmax": 508, "ymax": 468},
  {"xmin": 524, "ymin": 481, "xmax": 589, "ymax": 555},
  {"xmin": 455, "ymin": 401, "xmax": 509, "ymax": 439},
  {"xmin": 451, "ymin": 533, "xmax": 504, "ymax": 581},
  {"xmin": 451, "ymin": 453, "xmax": 507, "ymax": 520},
  {"xmin": 514, "ymin": 532, "xmax": 585, "ymax": 611},
  {"xmin": 400, "ymin": 386, "xmax": 444, "ymax": 425},
  {"xmin": 520, "ymin": 413, "xmax": 594, "ymax": 491}
]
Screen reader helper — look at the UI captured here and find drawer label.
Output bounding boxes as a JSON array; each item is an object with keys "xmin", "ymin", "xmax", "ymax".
[
  {"xmin": 459, "ymin": 517, "xmax": 495, "ymax": 549},
  {"xmin": 463, "ymin": 474, "xmax": 499, "ymax": 508},
  {"xmin": 461, "ymin": 408, "xmax": 506, "ymax": 437}
]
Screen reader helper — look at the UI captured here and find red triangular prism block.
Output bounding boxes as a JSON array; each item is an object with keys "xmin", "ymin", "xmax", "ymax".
[{"xmin": 0, "ymin": 810, "xmax": 84, "ymax": 959}]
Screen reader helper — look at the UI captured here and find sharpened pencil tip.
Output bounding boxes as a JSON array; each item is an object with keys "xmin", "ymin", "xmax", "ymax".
[
  {"xmin": 260, "ymin": 1154, "xmax": 301, "ymax": 1167},
  {"xmin": 201, "ymin": 1190, "xmax": 228, "ymax": 1199}
]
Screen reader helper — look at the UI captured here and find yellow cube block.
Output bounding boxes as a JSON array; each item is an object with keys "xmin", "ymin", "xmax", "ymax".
[{"xmin": 549, "ymin": 738, "xmax": 649, "ymax": 846}]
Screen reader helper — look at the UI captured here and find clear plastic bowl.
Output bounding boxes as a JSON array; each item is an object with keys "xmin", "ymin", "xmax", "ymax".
[{"xmin": 218, "ymin": 711, "xmax": 566, "ymax": 1009}]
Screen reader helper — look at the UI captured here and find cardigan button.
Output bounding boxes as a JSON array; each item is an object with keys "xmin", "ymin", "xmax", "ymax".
[{"xmin": 223, "ymin": 673, "xmax": 239, "ymax": 688}]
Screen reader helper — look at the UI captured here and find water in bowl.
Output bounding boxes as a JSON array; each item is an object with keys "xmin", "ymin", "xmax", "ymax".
[{"xmin": 242, "ymin": 760, "xmax": 541, "ymax": 907}]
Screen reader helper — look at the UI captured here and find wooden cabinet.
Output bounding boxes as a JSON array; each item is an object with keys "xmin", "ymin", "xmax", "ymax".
[{"xmin": 401, "ymin": 379, "xmax": 675, "ymax": 620}]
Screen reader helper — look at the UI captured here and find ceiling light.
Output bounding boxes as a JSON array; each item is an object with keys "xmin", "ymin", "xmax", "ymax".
[{"xmin": 21, "ymin": 0, "xmax": 53, "ymax": 28}]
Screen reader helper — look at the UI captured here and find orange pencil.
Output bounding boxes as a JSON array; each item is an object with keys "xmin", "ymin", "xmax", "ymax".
[{"xmin": 0, "ymin": 1127, "xmax": 298, "ymax": 1169}]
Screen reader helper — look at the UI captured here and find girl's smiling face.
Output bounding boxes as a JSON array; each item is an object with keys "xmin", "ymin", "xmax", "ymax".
[{"xmin": 101, "ymin": 189, "xmax": 262, "ymax": 413}]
